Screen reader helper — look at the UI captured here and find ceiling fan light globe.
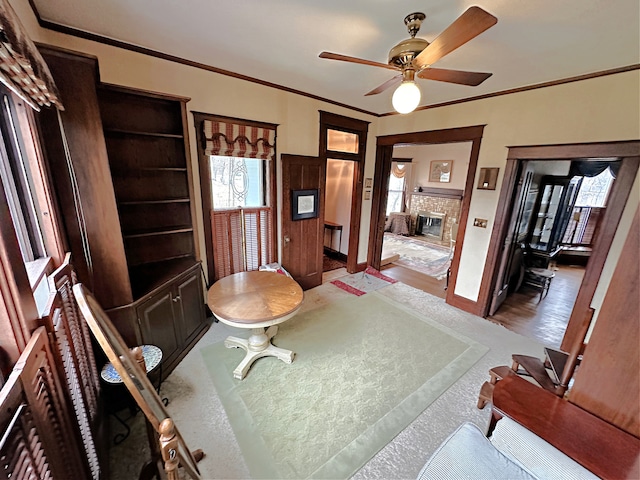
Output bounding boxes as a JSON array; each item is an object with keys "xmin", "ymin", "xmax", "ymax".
[{"xmin": 392, "ymin": 81, "xmax": 421, "ymax": 114}]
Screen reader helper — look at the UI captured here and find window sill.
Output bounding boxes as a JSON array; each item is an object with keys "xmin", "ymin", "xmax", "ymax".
[{"xmin": 25, "ymin": 257, "xmax": 52, "ymax": 291}]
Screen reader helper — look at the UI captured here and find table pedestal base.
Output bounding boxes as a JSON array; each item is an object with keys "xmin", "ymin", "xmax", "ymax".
[{"xmin": 224, "ymin": 326, "xmax": 295, "ymax": 380}]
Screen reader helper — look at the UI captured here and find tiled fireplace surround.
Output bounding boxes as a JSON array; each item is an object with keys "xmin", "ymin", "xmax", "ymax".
[{"xmin": 408, "ymin": 193, "xmax": 462, "ymax": 245}]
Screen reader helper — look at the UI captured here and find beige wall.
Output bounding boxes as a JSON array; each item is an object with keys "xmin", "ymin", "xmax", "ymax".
[
  {"xmin": 393, "ymin": 143, "xmax": 472, "ymax": 191},
  {"xmin": 14, "ymin": 0, "xmax": 639, "ymax": 317},
  {"xmin": 11, "ymin": 0, "xmax": 379, "ymax": 268},
  {"xmin": 325, "ymin": 159, "xmax": 354, "ymax": 254},
  {"xmin": 378, "ymin": 70, "xmax": 640, "ymax": 314}
]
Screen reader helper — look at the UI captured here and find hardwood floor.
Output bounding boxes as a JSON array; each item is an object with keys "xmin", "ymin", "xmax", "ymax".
[
  {"xmin": 489, "ymin": 265, "xmax": 585, "ymax": 348},
  {"xmin": 380, "ymin": 264, "xmax": 447, "ymax": 299},
  {"xmin": 381, "ymin": 262, "xmax": 585, "ymax": 348}
]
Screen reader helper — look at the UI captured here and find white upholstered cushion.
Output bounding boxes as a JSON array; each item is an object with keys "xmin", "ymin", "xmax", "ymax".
[
  {"xmin": 490, "ymin": 417, "xmax": 600, "ymax": 480},
  {"xmin": 417, "ymin": 422, "xmax": 536, "ymax": 480}
]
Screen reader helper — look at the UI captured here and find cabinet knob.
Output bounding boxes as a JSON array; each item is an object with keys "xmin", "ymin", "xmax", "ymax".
[{"xmin": 172, "ymin": 295, "xmax": 181, "ymax": 303}]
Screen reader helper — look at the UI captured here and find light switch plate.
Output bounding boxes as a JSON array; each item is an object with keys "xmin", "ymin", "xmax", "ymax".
[{"xmin": 473, "ymin": 218, "xmax": 488, "ymax": 228}]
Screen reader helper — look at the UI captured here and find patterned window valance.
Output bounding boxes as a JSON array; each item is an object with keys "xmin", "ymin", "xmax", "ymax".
[
  {"xmin": 203, "ymin": 119, "xmax": 275, "ymax": 160},
  {"xmin": 0, "ymin": 0, "xmax": 63, "ymax": 111},
  {"xmin": 391, "ymin": 162, "xmax": 407, "ymax": 178}
]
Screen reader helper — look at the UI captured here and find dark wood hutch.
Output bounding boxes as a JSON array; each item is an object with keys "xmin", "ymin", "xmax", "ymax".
[{"xmin": 37, "ymin": 45, "xmax": 208, "ymax": 375}]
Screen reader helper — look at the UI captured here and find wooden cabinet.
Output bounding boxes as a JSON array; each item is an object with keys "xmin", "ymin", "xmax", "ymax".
[
  {"xmin": 37, "ymin": 46, "xmax": 208, "ymax": 376},
  {"xmin": 137, "ymin": 265, "xmax": 205, "ymax": 373},
  {"xmin": 526, "ymin": 175, "xmax": 580, "ymax": 267}
]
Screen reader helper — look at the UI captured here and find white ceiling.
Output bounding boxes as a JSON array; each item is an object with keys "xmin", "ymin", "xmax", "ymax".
[{"xmin": 31, "ymin": 0, "xmax": 640, "ymax": 115}]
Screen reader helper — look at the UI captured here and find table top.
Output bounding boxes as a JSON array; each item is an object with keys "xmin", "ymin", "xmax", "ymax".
[
  {"xmin": 101, "ymin": 344, "xmax": 163, "ymax": 384},
  {"xmin": 207, "ymin": 271, "xmax": 304, "ymax": 327}
]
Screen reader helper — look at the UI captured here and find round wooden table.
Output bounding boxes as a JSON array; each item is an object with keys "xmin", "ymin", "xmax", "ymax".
[{"xmin": 207, "ymin": 270, "xmax": 304, "ymax": 379}]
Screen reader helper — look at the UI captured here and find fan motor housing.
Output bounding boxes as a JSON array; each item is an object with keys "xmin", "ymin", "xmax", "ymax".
[{"xmin": 388, "ymin": 37, "xmax": 429, "ymax": 67}]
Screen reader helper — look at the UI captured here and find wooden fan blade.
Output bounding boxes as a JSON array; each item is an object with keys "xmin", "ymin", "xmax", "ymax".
[
  {"xmin": 417, "ymin": 68, "xmax": 492, "ymax": 86},
  {"xmin": 319, "ymin": 52, "xmax": 399, "ymax": 71},
  {"xmin": 414, "ymin": 6, "xmax": 497, "ymax": 69},
  {"xmin": 365, "ymin": 75, "xmax": 402, "ymax": 96}
]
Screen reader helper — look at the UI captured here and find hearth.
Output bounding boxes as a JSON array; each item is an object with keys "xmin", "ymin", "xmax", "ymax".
[{"xmin": 416, "ymin": 211, "xmax": 446, "ymax": 240}]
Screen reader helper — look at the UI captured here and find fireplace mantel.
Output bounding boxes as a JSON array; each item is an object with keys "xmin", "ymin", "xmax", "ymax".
[{"xmin": 412, "ymin": 187, "xmax": 463, "ymax": 199}]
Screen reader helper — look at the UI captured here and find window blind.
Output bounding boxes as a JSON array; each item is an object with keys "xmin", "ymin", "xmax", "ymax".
[{"xmin": 211, "ymin": 207, "xmax": 274, "ymax": 280}]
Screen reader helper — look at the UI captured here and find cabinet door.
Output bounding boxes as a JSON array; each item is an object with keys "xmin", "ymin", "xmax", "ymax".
[
  {"xmin": 174, "ymin": 270, "xmax": 205, "ymax": 344},
  {"xmin": 137, "ymin": 289, "xmax": 181, "ymax": 366}
]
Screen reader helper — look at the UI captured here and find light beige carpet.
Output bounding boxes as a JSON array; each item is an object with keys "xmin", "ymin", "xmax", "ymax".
[
  {"xmin": 108, "ymin": 278, "xmax": 547, "ymax": 480},
  {"xmin": 201, "ymin": 292, "xmax": 488, "ymax": 479}
]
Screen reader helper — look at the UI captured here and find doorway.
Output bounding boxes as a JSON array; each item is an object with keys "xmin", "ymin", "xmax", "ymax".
[
  {"xmin": 323, "ymin": 159, "xmax": 353, "ymax": 273},
  {"xmin": 483, "ymin": 142, "xmax": 639, "ymax": 352},
  {"xmin": 319, "ymin": 111, "xmax": 369, "ymax": 274},
  {"xmin": 379, "ymin": 143, "xmax": 471, "ymax": 297},
  {"xmin": 369, "ymin": 125, "xmax": 485, "ymax": 311},
  {"xmin": 487, "ymin": 159, "xmax": 609, "ymax": 347}
]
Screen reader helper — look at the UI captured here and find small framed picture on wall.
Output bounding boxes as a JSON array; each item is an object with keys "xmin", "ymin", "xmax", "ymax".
[
  {"xmin": 291, "ymin": 189, "xmax": 319, "ymax": 220},
  {"xmin": 429, "ymin": 160, "xmax": 453, "ymax": 183}
]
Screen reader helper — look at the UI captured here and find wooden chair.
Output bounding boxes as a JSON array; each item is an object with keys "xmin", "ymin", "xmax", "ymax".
[{"xmin": 523, "ymin": 267, "xmax": 556, "ymax": 302}]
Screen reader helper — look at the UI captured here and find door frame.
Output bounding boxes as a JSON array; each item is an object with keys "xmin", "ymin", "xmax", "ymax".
[
  {"xmin": 482, "ymin": 141, "xmax": 640, "ymax": 351},
  {"xmin": 368, "ymin": 125, "xmax": 485, "ymax": 311},
  {"xmin": 319, "ymin": 111, "xmax": 370, "ymax": 273}
]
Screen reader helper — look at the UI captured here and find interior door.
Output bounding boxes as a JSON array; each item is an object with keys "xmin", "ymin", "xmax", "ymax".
[
  {"xmin": 489, "ymin": 163, "xmax": 535, "ymax": 315},
  {"xmin": 281, "ymin": 154, "xmax": 326, "ymax": 290}
]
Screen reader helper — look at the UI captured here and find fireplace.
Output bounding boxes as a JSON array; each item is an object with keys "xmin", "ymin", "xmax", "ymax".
[{"xmin": 416, "ymin": 211, "xmax": 446, "ymax": 240}]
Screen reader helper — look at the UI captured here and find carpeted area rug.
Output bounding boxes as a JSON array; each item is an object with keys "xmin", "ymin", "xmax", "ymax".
[
  {"xmin": 382, "ymin": 233, "xmax": 451, "ymax": 280},
  {"xmin": 330, "ymin": 266, "xmax": 397, "ymax": 296},
  {"xmin": 201, "ymin": 292, "xmax": 488, "ymax": 479},
  {"xmin": 323, "ymin": 254, "xmax": 347, "ymax": 272}
]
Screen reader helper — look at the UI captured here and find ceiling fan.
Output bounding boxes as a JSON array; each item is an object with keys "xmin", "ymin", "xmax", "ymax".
[{"xmin": 319, "ymin": 7, "xmax": 498, "ymax": 113}]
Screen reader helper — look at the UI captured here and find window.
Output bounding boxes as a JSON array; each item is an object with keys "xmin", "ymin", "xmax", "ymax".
[
  {"xmin": 209, "ymin": 155, "xmax": 273, "ymax": 278},
  {"xmin": 0, "ymin": 86, "xmax": 57, "ymax": 313},
  {"xmin": 574, "ymin": 167, "xmax": 615, "ymax": 207},
  {"xmin": 562, "ymin": 167, "xmax": 616, "ymax": 246},
  {"xmin": 209, "ymin": 156, "xmax": 265, "ymax": 208},
  {"xmin": 0, "ymin": 90, "xmax": 45, "ymax": 262},
  {"xmin": 195, "ymin": 114, "xmax": 277, "ymax": 281},
  {"xmin": 386, "ymin": 162, "xmax": 408, "ymax": 216},
  {"xmin": 327, "ymin": 129, "xmax": 359, "ymax": 154}
]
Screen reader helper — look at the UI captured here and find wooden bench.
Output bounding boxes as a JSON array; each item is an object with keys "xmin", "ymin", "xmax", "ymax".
[{"xmin": 490, "ymin": 375, "xmax": 640, "ymax": 480}]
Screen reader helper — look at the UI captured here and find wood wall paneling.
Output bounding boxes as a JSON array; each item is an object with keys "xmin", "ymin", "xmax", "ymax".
[
  {"xmin": 568, "ymin": 206, "xmax": 640, "ymax": 438},
  {"xmin": 37, "ymin": 46, "xmax": 132, "ymax": 309}
]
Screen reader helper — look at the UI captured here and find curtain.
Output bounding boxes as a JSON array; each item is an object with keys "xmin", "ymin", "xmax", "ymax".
[
  {"xmin": 0, "ymin": 0, "xmax": 63, "ymax": 110},
  {"xmin": 203, "ymin": 119, "xmax": 275, "ymax": 159},
  {"xmin": 391, "ymin": 162, "xmax": 407, "ymax": 178},
  {"xmin": 569, "ymin": 160, "xmax": 621, "ymax": 178}
]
